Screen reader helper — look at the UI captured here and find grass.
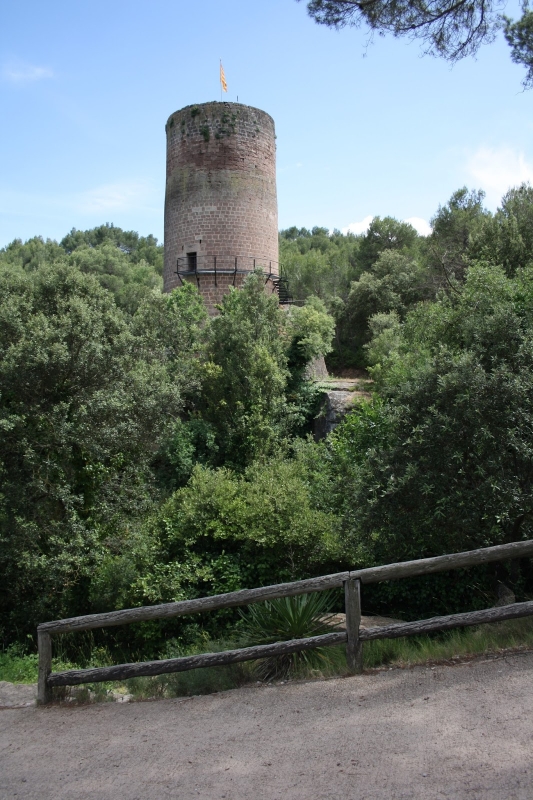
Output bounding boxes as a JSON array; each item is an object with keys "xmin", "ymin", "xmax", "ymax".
[
  {"xmin": 0, "ymin": 642, "xmax": 80, "ymax": 684},
  {"xmin": 0, "ymin": 646, "xmax": 39, "ymax": 684},
  {"xmin": 2, "ymin": 617, "xmax": 533, "ymax": 701},
  {"xmin": 361, "ymin": 616, "xmax": 533, "ymax": 670}
]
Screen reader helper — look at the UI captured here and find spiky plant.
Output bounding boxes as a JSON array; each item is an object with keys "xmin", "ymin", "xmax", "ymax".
[{"xmin": 239, "ymin": 591, "xmax": 339, "ymax": 680}]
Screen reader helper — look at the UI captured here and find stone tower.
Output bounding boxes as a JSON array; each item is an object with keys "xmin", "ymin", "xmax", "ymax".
[{"xmin": 164, "ymin": 101, "xmax": 285, "ymax": 312}]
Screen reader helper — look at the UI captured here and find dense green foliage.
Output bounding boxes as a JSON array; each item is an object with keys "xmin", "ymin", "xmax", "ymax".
[
  {"xmin": 280, "ymin": 218, "xmax": 429, "ymax": 369},
  {"xmin": 0, "ymin": 233, "xmax": 335, "ymax": 649},
  {"xmin": 279, "ymin": 188, "xmax": 508, "ymax": 370},
  {"xmin": 359, "ymin": 263, "xmax": 533, "ymax": 555},
  {"xmin": 87, "ymin": 455, "xmax": 341, "ymax": 624},
  {"xmin": 199, "ymin": 276, "xmax": 292, "ymax": 468},
  {"xmin": 2, "ymin": 185, "xmax": 533, "ymax": 664},
  {"xmin": 0, "ymin": 262, "xmax": 185, "ymax": 639},
  {"xmin": 2, "ymin": 223, "xmax": 163, "ymax": 315},
  {"xmin": 285, "ymin": 185, "xmax": 533, "ymax": 616}
]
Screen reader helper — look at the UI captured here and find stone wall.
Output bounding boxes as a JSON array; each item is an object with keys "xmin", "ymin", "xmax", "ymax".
[
  {"xmin": 176, "ymin": 272, "xmax": 279, "ymax": 316},
  {"xmin": 164, "ymin": 101, "xmax": 279, "ymax": 307}
]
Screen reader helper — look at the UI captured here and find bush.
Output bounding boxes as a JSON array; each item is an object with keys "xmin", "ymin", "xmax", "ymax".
[
  {"xmin": 239, "ymin": 591, "xmax": 339, "ymax": 679},
  {"xmin": 0, "ymin": 263, "xmax": 188, "ymax": 642}
]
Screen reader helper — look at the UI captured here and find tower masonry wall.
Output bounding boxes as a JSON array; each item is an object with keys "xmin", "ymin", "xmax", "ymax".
[{"xmin": 163, "ymin": 102, "xmax": 279, "ymax": 309}]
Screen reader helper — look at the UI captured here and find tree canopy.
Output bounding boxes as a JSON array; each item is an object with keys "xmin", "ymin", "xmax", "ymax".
[
  {"xmin": 300, "ymin": 0, "xmax": 533, "ymax": 85},
  {"xmin": 504, "ymin": 9, "xmax": 533, "ymax": 88},
  {"xmin": 3, "ymin": 189, "xmax": 533, "ymax": 660},
  {"xmin": 0, "ymin": 262, "xmax": 183, "ymax": 636}
]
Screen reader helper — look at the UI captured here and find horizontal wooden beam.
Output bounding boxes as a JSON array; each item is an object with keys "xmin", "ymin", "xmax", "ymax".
[
  {"xmin": 351, "ymin": 539, "xmax": 533, "ymax": 585},
  {"xmin": 47, "ymin": 631, "xmax": 348, "ymax": 687},
  {"xmin": 359, "ymin": 599, "xmax": 533, "ymax": 641},
  {"xmin": 46, "ymin": 600, "xmax": 533, "ymax": 691},
  {"xmin": 38, "ymin": 539, "xmax": 533, "ymax": 635},
  {"xmin": 38, "ymin": 572, "xmax": 350, "ymax": 634}
]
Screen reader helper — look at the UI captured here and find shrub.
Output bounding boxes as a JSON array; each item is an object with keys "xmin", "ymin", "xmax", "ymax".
[{"xmin": 239, "ymin": 591, "xmax": 339, "ymax": 679}]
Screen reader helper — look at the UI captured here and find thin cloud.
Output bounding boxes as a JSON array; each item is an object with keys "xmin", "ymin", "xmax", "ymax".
[
  {"xmin": 467, "ymin": 146, "xmax": 533, "ymax": 207},
  {"xmin": 3, "ymin": 62, "xmax": 54, "ymax": 83}
]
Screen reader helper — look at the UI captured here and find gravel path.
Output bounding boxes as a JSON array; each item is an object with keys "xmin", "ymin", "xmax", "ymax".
[{"xmin": 1, "ymin": 652, "xmax": 532, "ymax": 799}]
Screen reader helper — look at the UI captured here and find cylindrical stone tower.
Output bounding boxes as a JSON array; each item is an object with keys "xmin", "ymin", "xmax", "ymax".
[{"xmin": 164, "ymin": 102, "xmax": 282, "ymax": 313}]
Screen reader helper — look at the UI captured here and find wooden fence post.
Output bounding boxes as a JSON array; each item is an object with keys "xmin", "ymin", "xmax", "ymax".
[
  {"xmin": 345, "ymin": 578, "xmax": 363, "ymax": 674},
  {"xmin": 37, "ymin": 630, "xmax": 53, "ymax": 705}
]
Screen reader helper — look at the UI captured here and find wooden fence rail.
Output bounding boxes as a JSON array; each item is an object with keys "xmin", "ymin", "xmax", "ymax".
[{"xmin": 37, "ymin": 539, "xmax": 533, "ymax": 703}]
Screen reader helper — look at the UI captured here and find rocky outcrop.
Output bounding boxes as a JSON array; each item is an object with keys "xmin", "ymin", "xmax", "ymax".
[
  {"xmin": 313, "ymin": 378, "xmax": 372, "ymax": 440},
  {"xmin": 314, "ymin": 390, "xmax": 359, "ymax": 440},
  {"xmin": 305, "ymin": 356, "xmax": 329, "ymax": 380}
]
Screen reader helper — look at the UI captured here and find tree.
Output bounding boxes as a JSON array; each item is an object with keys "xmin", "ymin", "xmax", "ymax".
[
  {"xmin": 279, "ymin": 226, "xmax": 360, "ymax": 304},
  {"xmin": 134, "ymin": 284, "xmax": 213, "ymax": 492},
  {"xmin": 60, "ymin": 223, "xmax": 163, "ymax": 273},
  {"xmin": 300, "ymin": 0, "xmax": 532, "ymax": 85},
  {"xmin": 426, "ymin": 187, "xmax": 490, "ymax": 286},
  {"xmin": 339, "ymin": 249, "xmax": 431, "ymax": 366},
  {"xmin": 68, "ymin": 242, "xmax": 162, "ymax": 314},
  {"xmin": 132, "ymin": 282, "xmax": 209, "ymax": 390},
  {"xmin": 0, "ymin": 224, "xmax": 164, "ymax": 316},
  {"xmin": 313, "ymin": 262, "xmax": 533, "ymax": 618},
  {"xmin": 357, "ymin": 217, "xmax": 419, "ymax": 274},
  {"xmin": 301, "ymin": 0, "xmax": 497, "ymax": 60},
  {"xmin": 474, "ymin": 183, "xmax": 533, "ymax": 275},
  {"xmin": 140, "ymin": 456, "xmax": 342, "ymax": 599},
  {"xmin": 198, "ymin": 274, "xmax": 335, "ymax": 469},
  {"xmin": 0, "ymin": 263, "xmax": 183, "ymax": 639},
  {"xmin": 342, "ymin": 263, "xmax": 533, "ymax": 564},
  {"xmin": 284, "ymin": 296, "xmax": 336, "ymax": 368},
  {"xmin": 0, "ymin": 236, "xmax": 65, "ymax": 273},
  {"xmin": 88, "ymin": 453, "xmax": 342, "ymax": 637},
  {"xmin": 504, "ymin": 9, "xmax": 533, "ymax": 88},
  {"xmin": 199, "ymin": 273, "xmax": 291, "ymax": 469}
]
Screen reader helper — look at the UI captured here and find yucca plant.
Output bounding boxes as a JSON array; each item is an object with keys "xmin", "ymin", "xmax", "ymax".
[{"xmin": 239, "ymin": 591, "xmax": 340, "ymax": 680}]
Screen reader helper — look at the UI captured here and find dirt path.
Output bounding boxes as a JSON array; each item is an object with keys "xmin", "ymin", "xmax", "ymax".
[{"xmin": 1, "ymin": 652, "xmax": 532, "ymax": 799}]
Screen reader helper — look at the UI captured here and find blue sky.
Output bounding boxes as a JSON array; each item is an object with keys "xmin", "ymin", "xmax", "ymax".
[{"xmin": 1, "ymin": 0, "xmax": 531, "ymax": 247}]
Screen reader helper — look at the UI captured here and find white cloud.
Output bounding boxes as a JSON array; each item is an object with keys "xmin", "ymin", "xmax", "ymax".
[
  {"xmin": 3, "ymin": 62, "xmax": 54, "ymax": 83},
  {"xmin": 342, "ymin": 214, "xmax": 431, "ymax": 237},
  {"xmin": 77, "ymin": 182, "xmax": 152, "ymax": 213},
  {"xmin": 405, "ymin": 216, "xmax": 432, "ymax": 236},
  {"xmin": 342, "ymin": 215, "xmax": 373, "ymax": 235},
  {"xmin": 467, "ymin": 146, "xmax": 533, "ymax": 207}
]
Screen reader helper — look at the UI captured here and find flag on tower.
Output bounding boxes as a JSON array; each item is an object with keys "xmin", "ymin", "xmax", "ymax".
[{"xmin": 220, "ymin": 61, "xmax": 228, "ymax": 93}]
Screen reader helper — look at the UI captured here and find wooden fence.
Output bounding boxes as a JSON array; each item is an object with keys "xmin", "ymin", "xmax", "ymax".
[{"xmin": 37, "ymin": 539, "xmax": 533, "ymax": 703}]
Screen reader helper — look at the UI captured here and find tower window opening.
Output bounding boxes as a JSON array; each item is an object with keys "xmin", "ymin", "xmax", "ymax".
[{"xmin": 187, "ymin": 252, "xmax": 197, "ymax": 271}]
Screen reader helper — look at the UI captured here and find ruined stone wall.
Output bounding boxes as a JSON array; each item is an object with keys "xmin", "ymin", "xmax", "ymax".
[
  {"xmin": 164, "ymin": 101, "xmax": 278, "ymax": 310},
  {"xmin": 176, "ymin": 272, "xmax": 278, "ymax": 316}
]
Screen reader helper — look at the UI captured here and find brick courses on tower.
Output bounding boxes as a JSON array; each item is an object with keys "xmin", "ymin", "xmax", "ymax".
[{"xmin": 163, "ymin": 102, "xmax": 279, "ymax": 314}]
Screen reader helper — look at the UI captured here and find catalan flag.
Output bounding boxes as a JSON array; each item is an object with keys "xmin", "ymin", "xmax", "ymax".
[{"xmin": 220, "ymin": 61, "xmax": 228, "ymax": 93}]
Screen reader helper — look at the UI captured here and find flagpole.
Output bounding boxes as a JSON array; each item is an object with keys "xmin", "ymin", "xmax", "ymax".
[{"xmin": 220, "ymin": 59, "xmax": 222, "ymax": 102}]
